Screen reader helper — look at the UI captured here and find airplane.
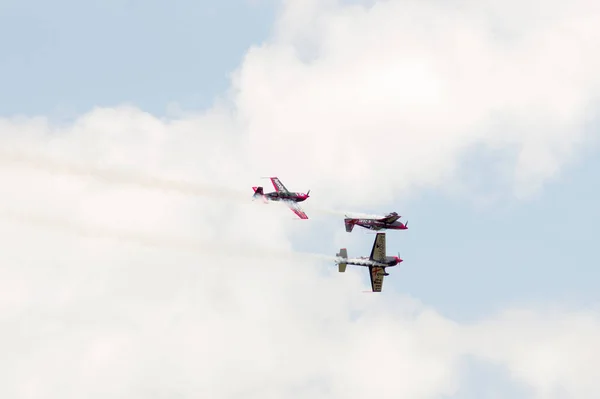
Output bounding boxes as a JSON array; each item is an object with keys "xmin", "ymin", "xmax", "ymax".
[
  {"xmin": 344, "ymin": 212, "xmax": 407, "ymax": 232},
  {"xmin": 252, "ymin": 177, "xmax": 310, "ymax": 220},
  {"xmin": 335, "ymin": 232, "xmax": 402, "ymax": 292}
]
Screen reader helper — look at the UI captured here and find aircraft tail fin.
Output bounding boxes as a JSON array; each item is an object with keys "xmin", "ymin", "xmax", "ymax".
[
  {"xmin": 252, "ymin": 186, "xmax": 268, "ymax": 203},
  {"xmin": 336, "ymin": 248, "xmax": 348, "ymax": 272},
  {"xmin": 344, "ymin": 218, "xmax": 355, "ymax": 233}
]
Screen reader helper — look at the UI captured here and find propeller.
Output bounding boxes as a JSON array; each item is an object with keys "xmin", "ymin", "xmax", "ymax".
[
  {"xmin": 306, "ymin": 189, "xmax": 310, "ymax": 196},
  {"xmin": 404, "ymin": 220, "xmax": 408, "ymax": 228}
]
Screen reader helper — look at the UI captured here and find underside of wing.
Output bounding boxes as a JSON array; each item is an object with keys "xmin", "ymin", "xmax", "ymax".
[
  {"xmin": 287, "ymin": 202, "xmax": 308, "ymax": 219},
  {"xmin": 270, "ymin": 177, "xmax": 289, "ymax": 193},
  {"xmin": 369, "ymin": 266, "xmax": 385, "ymax": 292},
  {"xmin": 369, "ymin": 232, "xmax": 386, "ymax": 262},
  {"xmin": 381, "ymin": 213, "xmax": 400, "ymax": 223}
]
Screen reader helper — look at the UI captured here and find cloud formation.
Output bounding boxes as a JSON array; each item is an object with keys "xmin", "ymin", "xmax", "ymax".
[
  {"xmin": 1, "ymin": 0, "xmax": 600, "ymax": 398},
  {"xmin": 238, "ymin": 0, "xmax": 600, "ymax": 202}
]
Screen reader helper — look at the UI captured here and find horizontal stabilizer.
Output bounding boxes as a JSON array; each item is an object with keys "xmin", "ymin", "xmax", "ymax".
[
  {"xmin": 344, "ymin": 219, "xmax": 355, "ymax": 233},
  {"xmin": 336, "ymin": 248, "xmax": 348, "ymax": 272}
]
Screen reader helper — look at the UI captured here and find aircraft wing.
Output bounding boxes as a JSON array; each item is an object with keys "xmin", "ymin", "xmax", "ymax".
[
  {"xmin": 381, "ymin": 212, "xmax": 400, "ymax": 223},
  {"xmin": 369, "ymin": 232, "xmax": 386, "ymax": 262},
  {"xmin": 270, "ymin": 177, "xmax": 289, "ymax": 193},
  {"xmin": 287, "ymin": 201, "xmax": 308, "ymax": 219},
  {"xmin": 369, "ymin": 266, "xmax": 385, "ymax": 292}
]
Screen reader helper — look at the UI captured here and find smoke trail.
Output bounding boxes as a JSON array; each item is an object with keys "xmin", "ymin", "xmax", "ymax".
[
  {"xmin": 0, "ymin": 148, "xmax": 391, "ymax": 221},
  {"xmin": 0, "ymin": 207, "xmax": 336, "ymax": 263},
  {"xmin": 302, "ymin": 203, "xmax": 387, "ymax": 220},
  {"xmin": 0, "ymin": 148, "xmax": 249, "ymax": 202}
]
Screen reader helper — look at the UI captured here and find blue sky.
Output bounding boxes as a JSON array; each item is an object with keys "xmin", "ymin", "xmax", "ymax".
[
  {"xmin": 0, "ymin": 0, "xmax": 274, "ymax": 117},
  {"xmin": 1, "ymin": 0, "xmax": 600, "ymax": 397},
  {"xmin": 294, "ymin": 148, "xmax": 600, "ymax": 323}
]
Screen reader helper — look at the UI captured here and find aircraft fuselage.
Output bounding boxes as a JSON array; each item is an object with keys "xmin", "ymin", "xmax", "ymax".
[
  {"xmin": 344, "ymin": 255, "xmax": 403, "ymax": 268},
  {"xmin": 252, "ymin": 186, "xmax": 309, "ymax": 203},
  {"xmin": 263, "ymin": 191, "xmax": 308, "ymax": 203},
  {"xmin": 353, "ymin": 219, "xmax": 406, "ymax": 230}
]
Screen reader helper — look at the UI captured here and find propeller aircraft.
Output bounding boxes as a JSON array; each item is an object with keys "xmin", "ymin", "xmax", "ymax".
[
  {"xmin": 344, "ymin": 212, "xmax": 407, "ymax": 232},
  {"xmin": 252, "ymin": 177, "xmax": 310, "ymax": 220},
  {"xmin": 335, "ymin": 232, "xmax": 402, "ymax": 292}
]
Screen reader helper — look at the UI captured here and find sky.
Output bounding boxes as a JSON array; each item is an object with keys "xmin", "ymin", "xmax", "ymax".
[{"xmin": 1, "ymin": 0, "xmax": 600, "ymax": 398}]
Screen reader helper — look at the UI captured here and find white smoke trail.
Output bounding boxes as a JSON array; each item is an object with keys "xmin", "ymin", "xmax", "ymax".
[
  {"xmin": 302, "ymin": 203, "xmax": 387, "ymax": 220},
  {"xmin": 264, "ymin": 197, "xmax": 392, "ymax": 225},
  {"xmin": 0, "ymin": 148, "xmax": 391, "ymax": 221},
  {"xmin": 0, "ymin": 148, "xmax": 249, "ymax": 202},
  {"xmin": 0, "ymin": 207, "xmax": 336, "ymax": 263}
]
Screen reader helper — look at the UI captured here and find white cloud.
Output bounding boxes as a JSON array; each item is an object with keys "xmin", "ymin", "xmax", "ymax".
[
  {"xmin": 235, "ymin": 0, "xmax": 600, "ymax": 203},
  {"xmin": 1, "ymin": 107, "xmax": 600, "ymax": 398},
  {"xmin": 465, "ymin": 307, "xmax": 600, "ymax": 398},
  {"xmin": 1, "ymin": 0, "xmax": 600, "ymax": 398}
]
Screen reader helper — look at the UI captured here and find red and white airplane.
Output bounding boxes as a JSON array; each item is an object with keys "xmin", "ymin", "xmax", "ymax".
[
  {"xmin": 252, "ymin": 177, "xmax": 310, "ymax": 219},
  {"xmin": 344, "ymin": 212, "xmax": 407, "ymax": 232}
]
